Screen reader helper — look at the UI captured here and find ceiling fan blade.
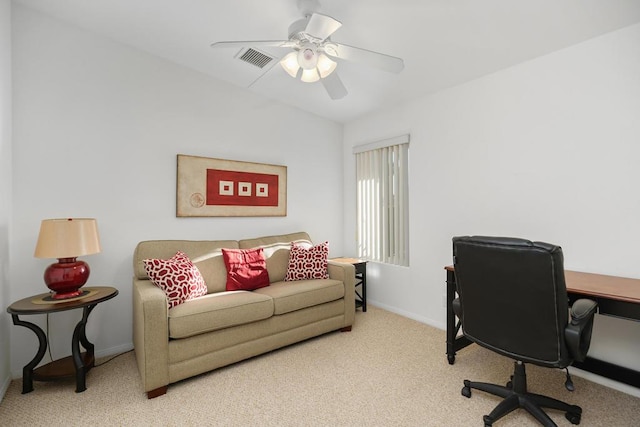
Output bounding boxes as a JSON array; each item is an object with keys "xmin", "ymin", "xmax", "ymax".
[
  {"xmin": 321, "ymin": 72, "xmax": 348, "ymax": 100},
  {"xmin": 211, "ymin": 40, "xmax": 295, "ymax": 49},
  {"xmin": 305, "ymin": 13, "xmax": 342, "ymax": 41},
  {"xmin": 324, "ymin": 43, "xmax": 404, "ymax": 73}
]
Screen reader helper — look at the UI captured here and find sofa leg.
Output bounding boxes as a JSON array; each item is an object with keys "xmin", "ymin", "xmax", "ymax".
[
  {"xmin": 147, "ymin": 385, "xmax": 168, "ymax": 399},
  {"xmin": 341, "ymin": 326, "xmax": 352, "ymax": 332}
]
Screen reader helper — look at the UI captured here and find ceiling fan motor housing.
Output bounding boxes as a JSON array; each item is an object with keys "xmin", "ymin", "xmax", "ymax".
[{"xmin": 288, "ymin": 17, "xmax": 323, "ymax": 44}]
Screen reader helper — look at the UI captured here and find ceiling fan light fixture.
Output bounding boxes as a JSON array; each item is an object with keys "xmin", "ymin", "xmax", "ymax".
[
  {"xmin": 317, "ymin": 53, "xmax": 337, "ymax": 78},
  {"xmin": 301, "ymin": 68, "xmax": 320, "ymax": 83},
  {"xmin": 297, "ymin": 46, "xmax": 318, "ymax": 70},
  {"xmin": 280, "ymin": 51, "xmax": 300, "ymax": 77}
]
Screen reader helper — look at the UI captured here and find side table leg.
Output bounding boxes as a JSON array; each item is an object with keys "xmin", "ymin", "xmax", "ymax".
[
  {"xmin": 361, "ymin": 267, "xmax": 367, "ymax": 312},
  {"xmin": 72, "ymin": 304, "xmax": 96, "ymax": 393},
  {"xmin": 11, "ymin": 314, "xmax": 47, "ymax": 394}
]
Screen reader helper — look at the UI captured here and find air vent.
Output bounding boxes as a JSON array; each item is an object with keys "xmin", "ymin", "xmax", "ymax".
[{"xmin": 238, "ymin": 48, "xmax": 275, "ymax": 69}]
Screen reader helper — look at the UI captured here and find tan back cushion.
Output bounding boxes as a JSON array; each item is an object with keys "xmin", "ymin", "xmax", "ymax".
[
  {"xmin": 238, "ymin": 232, "xmax": 312, "ymax": 283},
  {"xmin": 133, "ymin": 240, "xmax": 239, "ymax": 294}
]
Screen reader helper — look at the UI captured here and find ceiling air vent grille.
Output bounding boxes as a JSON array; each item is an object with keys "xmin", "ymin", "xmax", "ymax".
[{"xmin": 238, "ymin": 48, "xmax": 274, "ymax": 69}]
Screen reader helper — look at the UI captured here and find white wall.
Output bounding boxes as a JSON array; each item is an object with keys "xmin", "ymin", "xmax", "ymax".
[
  {"xmin": 344, "ymin": 23, "xmax": 640, "ymax": 395},
  {"xmin": 9, "ymin": 5, "xmax": 344, "ymax": 377},
  {"xmin": 0, "ymin": 0, "xmax": 12, "ymax": 401}
]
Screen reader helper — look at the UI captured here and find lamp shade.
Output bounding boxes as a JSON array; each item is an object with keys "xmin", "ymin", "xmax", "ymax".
[
  {"xmin": 34, "ymin": 218, "xmax": 101, "ymax": 299},
  {"xmin": 280, "ymin": 51, "xmax": 300, "ymax": 78},
  {"xmin": 301, "ymin": 68, "xmax": 320, "ymax": 83},
  {"xmin": 316, "ymin": 54, "xmax": 337, "ymax": 78},
  {"xmin": 34, "ymin": 218, "xmax": 101, "ymax": 259}
]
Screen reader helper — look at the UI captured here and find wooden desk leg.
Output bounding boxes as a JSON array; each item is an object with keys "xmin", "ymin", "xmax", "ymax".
[
  {"xmin": 72, "ymin": 304, "xmax": 96, "ymax": 393},
  {"xmin": 11, "ymin": 314, "xmax": 47, "ymax": 394}
]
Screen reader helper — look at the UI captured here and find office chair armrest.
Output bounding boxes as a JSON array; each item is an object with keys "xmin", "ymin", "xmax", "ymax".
[
  {"xmin": 570, "ymin": 299, "xmax": 598, "ymax": 325},
  {"xmin": 565, "ymin": 298, "xmax": 598, "ymax": 362}
]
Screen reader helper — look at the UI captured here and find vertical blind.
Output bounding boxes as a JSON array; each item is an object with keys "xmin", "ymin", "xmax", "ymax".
[{"xmin": 354, "ymin": 135, "xmax": 409, "ymax": 266}]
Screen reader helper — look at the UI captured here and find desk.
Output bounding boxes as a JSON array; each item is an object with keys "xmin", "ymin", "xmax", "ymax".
[
  {"xmin": 444, "ymin": 266, "xmax": 640, "ymax": 388},
  {"xmin": 7, "ymin": 286, "xmax": 118, "ymax": 393}
]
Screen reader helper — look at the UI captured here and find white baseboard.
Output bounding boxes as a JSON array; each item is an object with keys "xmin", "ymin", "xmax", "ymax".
[
  {"xmin": 367, "ymin": 300, "xmax": 446, "ymax": 330},
  {"xmin": 570, "ymin": 366, "xmax": 640, "ymax": 398},
  {"xmin": 0, "ymin": 372, "xmax": 11, "ymax": 403},
  {"xmin": 95, "ymin": 342, "xmax": 134, "ymax": 359}
]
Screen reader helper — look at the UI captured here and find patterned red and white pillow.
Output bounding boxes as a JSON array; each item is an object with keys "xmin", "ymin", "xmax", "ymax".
[
  {"xmin": 285, "ymin": 241, "xmax": 329, "ymax": 281},
  {"xmin": 143, "ymin": 251, "xmax": 207, "ymax": 309}
]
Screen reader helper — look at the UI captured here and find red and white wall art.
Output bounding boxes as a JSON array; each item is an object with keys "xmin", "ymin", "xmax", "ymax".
[{"xmin": 177, "ymin": 154, "xmax": 287, "ymax": 217}]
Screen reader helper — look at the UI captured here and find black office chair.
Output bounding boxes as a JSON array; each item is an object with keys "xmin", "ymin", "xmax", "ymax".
[{"xmin": 452, "ymin": 236, "xmax": 597, "ymax": 427}]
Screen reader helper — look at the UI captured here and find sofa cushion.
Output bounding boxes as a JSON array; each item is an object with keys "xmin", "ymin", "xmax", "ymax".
[
  {"xmin": 222, "ymin": 248, "xmax": 270, "ymax": 291},
  {"xmin": 168, "ymin": 291, "xmax": 274, "ymax": 339},
  {"xmin": 143, "ymin": 251, "xmax": 208, "ymax": 309},
  {"xmin": 253, "ymin": 279, "xmax": 344, "ymax": 315},
  {"xmin": 238, "ymin": 232, "xmax": 312, "ymax": 282},
  {"xmin": 134, "ymin": 240, "xmax": 239, "ymax": 294},
  {"xmin": 285, "ymin": 241, "xmax": 329, "ymax": 281}
]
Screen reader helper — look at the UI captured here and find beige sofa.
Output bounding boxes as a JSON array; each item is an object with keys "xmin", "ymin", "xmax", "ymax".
[{"xmin": 132, "ymin": 232, "xmax": 355, "ymax": 398}]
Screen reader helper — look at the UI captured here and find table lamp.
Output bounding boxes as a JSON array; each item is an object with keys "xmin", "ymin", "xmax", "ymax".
[{"xmin": 34, "ymin": 218, "xmax": 101, "ymax": 299}]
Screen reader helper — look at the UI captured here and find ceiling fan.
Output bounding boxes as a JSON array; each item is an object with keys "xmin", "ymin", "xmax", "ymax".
[{"xmin": 210, "ymin": 4, "xmax": 404, "ymax": 100}]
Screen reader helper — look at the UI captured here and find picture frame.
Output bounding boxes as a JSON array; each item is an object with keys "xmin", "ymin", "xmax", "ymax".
[{"xmin": 176, "ymin": 154, "xmax": 287, "ymax": 217}]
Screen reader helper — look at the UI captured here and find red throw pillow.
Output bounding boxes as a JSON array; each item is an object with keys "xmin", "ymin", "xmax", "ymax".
[
  {"xmin": 143, "ymin": 251, "xmax": 208, "ymax": 309},
  {"xmin": 285, "ymin": 241, "xmax": 329, "ymax": 281},
  {"xmin": 222, "ymin": 248, "xmax": 270, "ymax": 291}
]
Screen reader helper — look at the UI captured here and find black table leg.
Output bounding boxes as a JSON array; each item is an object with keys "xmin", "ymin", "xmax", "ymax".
[
  {"xmin": 446, "ymin": 269, "xmax": 457, "ymax": 364},
  {"xmin": 11, "ymin": 314, "xmax": 47, "ymax": 394},
  {"xmin": 360, "ymin": 264, "xmax": 367, "ymax": 313},
  {"xmin": 72, "ymin": 304, "xmax": 96, "ymax": 392},
  {"xmin": 446, "ymin": 268, "xmax": 472, "ymax": 364},
  {"xmin": 354, "ymin": 262, "xmax": 367, "ymax": 312}
]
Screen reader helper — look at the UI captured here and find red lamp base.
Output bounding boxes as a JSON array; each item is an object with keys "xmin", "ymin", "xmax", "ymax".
[{"xmin": 44, "ymin": 257, "xmax": 91, "ymax": 300}]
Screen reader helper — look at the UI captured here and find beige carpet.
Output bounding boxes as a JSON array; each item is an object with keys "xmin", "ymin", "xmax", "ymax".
[{"xmin": 1, "ymin": 306, "xmax": 639, "ymax": 426}]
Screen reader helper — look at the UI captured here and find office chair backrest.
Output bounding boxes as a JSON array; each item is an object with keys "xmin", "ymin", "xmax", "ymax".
[{"xmin": 452, "ymin": 236, "xmax": 570, "ymax": 368}]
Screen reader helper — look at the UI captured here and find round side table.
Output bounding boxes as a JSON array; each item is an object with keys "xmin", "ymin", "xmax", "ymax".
[{"xmin": 6, "ymin": 286, "xmax": 118, "ymax": 393}]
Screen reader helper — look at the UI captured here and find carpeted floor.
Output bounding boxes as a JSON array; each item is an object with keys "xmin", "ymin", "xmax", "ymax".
[{"xmin": 1, "ymin": 306, "xmax": 638, "ymax": 426}]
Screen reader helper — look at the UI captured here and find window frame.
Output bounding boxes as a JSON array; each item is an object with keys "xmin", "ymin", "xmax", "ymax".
[{"xmin": 354, "ymin": 134, "xmax": 410, "ymax": 267}]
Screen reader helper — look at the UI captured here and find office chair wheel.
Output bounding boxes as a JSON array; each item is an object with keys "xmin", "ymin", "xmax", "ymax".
[
  {"xmin": 506, "ymin": 374, "xmax": 513, "ymax": 389},
  {"xmin": 461, "ymin": 380, "xmax": 472, "ymax": 398},
  {"xmin": 483, "ymin": 415, "xmax": 494, "ymax": 426},
  {"xmin": 565, "ymin": 411, "xmax": 581, "ymax": 425}
]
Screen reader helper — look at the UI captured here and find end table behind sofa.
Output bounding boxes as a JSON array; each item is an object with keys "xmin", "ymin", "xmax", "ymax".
[{"xmin": 331, "ymin": 258, "xmax": 367, "ymax": 312}]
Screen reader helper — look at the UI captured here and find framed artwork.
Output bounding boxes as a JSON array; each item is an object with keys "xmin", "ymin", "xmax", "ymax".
[{"xmin": 176, "ymin": 154, "xmax": 287, "ymax": 217}]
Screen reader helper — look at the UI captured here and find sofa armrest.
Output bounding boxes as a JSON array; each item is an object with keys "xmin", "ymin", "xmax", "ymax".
[
  {"xmin": 132, "ymin": 279, "xmax": 170, "ymax": 392},
  {"xmin": 327, "ymin": 261, "xmax": 356, "ymax": 327}
]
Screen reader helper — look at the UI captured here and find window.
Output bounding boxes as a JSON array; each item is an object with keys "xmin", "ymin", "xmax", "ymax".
[{"xmin": 354, "ymin": 134, "xmax": 409, "ymax": 266}]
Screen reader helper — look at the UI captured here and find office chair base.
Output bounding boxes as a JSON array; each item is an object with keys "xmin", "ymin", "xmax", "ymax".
[{"xmin": 461, "ymin": 361, "xmax": 582, "ymax": 426}]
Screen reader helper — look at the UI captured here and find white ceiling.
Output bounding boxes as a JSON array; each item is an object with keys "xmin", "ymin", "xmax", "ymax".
[{"xmin": 13, "ymin": 0, "xmax": 640, "ymax": 123}]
